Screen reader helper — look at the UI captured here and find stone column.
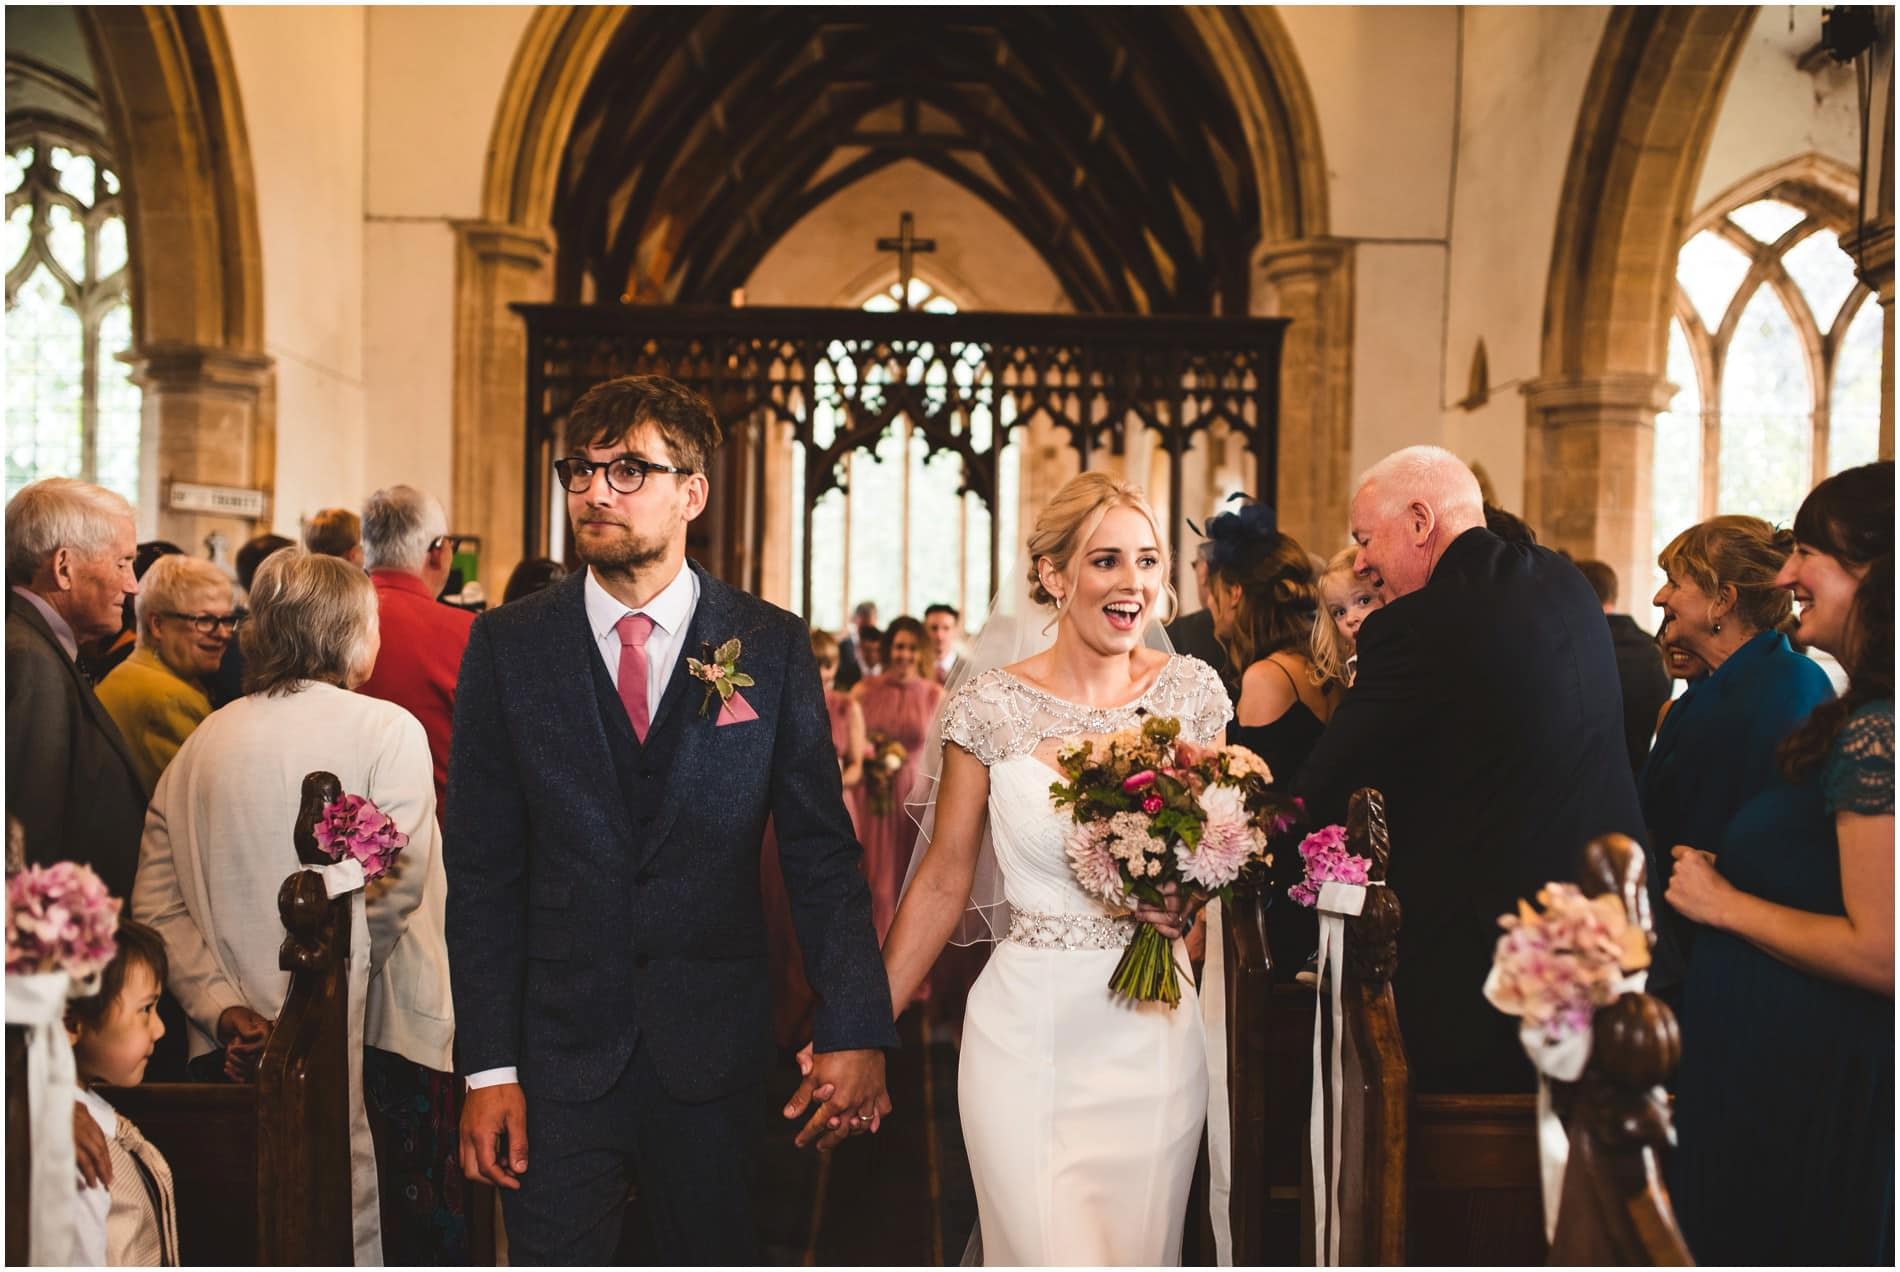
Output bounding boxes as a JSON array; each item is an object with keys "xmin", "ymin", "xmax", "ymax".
[
  {"xmin": 1841, "ymin": 221, "xmax": 1894, "ymax": 460},
  {"xmin": 451, "ymin": 220, "xmax": 556, "ymax": 599},
  {"xmin": 126, "ymin": 342, "xmax": 274, "ymax": 557},
  {"xmin": 1843, "ymin": 6, "xmax": 1894, "ymax": 460},
  {"xmin": 1522, "ymin": 373, "xmax": 1675, "ymax": 608},
  {"xmin": 1251, "ymin": 238, "xmax": 1354, "ymax": 556}
]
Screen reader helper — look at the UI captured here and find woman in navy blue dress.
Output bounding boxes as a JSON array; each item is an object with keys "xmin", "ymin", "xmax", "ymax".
[
  {"xmin": 1665, "ymin": 461, "xmax": 1894, "ymax": 1266},
  {"xmin": 1638, "ymin": 516, "xmax": 1834, "ymax": 1007}
]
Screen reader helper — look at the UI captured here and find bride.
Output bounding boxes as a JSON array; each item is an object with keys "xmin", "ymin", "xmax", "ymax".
[{"xmin": 883, "ymin": 473, "xmax": 1230, "ymax": 1264}]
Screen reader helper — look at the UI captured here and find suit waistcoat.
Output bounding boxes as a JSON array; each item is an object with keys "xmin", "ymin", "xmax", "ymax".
[{"xmin": 587, "ymin": 647, "xmax": 691, "ymax": 866}]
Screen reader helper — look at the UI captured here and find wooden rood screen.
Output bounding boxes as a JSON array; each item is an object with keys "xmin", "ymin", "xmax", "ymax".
[{"xmin": 513, "ymin": 303, "xmax": 1285, "ymax": 609}]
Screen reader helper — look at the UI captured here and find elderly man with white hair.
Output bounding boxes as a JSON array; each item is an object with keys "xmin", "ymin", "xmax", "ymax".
[
  {"xmin": 96, "ymin": 555, "xmax": 238, "ymax": 789},
  {"xmin": 356, "ymin": 484, "xmax": 473, "ymax": 815},
  {"xmin": 4, "ymin": 477, "xmax": 147, "ymax": 895},
  {"xmin": 1294, "ymin": 445, "xmax": 1644, "ymax": 1093}
]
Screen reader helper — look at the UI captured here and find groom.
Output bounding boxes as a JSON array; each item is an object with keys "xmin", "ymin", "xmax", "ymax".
[{"xmin": 445, "ymin": 375, "xmax": 898, "ymax": 1263}]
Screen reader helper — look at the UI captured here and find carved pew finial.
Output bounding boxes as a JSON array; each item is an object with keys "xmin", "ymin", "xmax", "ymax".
[
  {"xmin": 1344, "ymin": 788, "xmax": 1401, "ymax": 987},
  {"xmin": 280, "ymin": 772, "xmax": 346, "ymax": 975},
  {"xmin": 1549, "ymin": 834, "xmax": 1692, "ymax": 1265}
]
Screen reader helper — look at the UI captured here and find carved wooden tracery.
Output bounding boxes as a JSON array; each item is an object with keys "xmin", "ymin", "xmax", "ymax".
[{"xmin": 516, "ymin": 303, "xmax": 1284, "ymax": 613}]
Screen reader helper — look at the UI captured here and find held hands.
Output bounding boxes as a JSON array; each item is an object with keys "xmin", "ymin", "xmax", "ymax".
[
  {"xmin": 1665, "ymin": 844, "xmax": 1730, "ymax": 926},
  {"xmin": 783, "ymin": 1044, "xmax": 891, "ymax": 1151},
  {"xmin": 459, "ymin": 1082, "xmax": 529, "ymax": 1190},
  {"xmin": 216, "ymin": 1005, "xmax": 273, "ymax": 1083}
]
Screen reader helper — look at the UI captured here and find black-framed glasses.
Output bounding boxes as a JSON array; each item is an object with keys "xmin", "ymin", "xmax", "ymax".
[
  {"xmin": 554, "ymin": 455, "xmax": 693, "ymax": 496},
  {"xmin": 162, "ymin": 611, "xmax": 242, "ymax": 635}
]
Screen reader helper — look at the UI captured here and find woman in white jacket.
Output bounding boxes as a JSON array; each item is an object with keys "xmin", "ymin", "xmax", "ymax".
[{"xmin": 132, "ymin": 549, "xmax": 455, "ymax": 1265}]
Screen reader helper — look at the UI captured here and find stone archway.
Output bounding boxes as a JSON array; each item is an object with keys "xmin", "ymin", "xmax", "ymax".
[
  {"xmin": 459, "ymin": 5, "xmax": 1340, "ymax": 594},
  {"xmin": 80, "ymin": 5, "xmax": 271, "ymax": 553},
  {"xmin": 1525, "ymin": 6, "xmax": 1756, "ymax": 599}
]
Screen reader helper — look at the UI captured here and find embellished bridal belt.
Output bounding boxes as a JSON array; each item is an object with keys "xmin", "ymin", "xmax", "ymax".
[{"xmin": 1006, "ymin": 908, "xmax": 1136, "ymax": 950}]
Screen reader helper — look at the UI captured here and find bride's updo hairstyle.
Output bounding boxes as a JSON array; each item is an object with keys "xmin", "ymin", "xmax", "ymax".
[{"xmin": 1026, "ymin": 472, "xmax": 1178, "ymax": 626}]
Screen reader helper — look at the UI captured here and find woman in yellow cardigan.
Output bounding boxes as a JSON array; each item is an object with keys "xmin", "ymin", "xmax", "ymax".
[{"xmin": 96, "ymin": 555, "xmax": 238, "ymax": 788}]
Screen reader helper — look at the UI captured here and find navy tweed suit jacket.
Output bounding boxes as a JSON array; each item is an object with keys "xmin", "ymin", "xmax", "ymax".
[{"xmin": 445, "ymin": 561, "xmax": 898, "ymax": 1104}]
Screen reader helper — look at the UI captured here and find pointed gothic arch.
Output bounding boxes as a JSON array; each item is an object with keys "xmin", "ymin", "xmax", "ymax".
[{"xmin": 455, "ymin": 6, "xmax": 1335, "ymax": 596}]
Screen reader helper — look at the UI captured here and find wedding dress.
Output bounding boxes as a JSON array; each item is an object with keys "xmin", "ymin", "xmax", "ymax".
[{"xmin": 938, "ymin": 655, "xmax": 1232, "ymax": 1265}]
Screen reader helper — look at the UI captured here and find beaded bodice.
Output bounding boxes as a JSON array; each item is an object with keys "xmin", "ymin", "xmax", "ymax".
[{"xmin": 939, "ymin": 657, "xmax": 1231, "ymax": 767}]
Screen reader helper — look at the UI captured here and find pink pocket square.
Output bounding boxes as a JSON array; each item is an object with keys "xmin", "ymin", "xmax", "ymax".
[{"xmin": 716, "ymin": 691, "xmax": 759, "ymax": 726}]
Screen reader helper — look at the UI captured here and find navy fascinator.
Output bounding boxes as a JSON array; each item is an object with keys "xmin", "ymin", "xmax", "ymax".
[{"xmin": 1194, "ymin": 497, "xmax": 1282, "ymax": 574}]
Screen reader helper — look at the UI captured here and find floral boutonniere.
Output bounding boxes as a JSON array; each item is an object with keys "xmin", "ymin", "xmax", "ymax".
[{"xmin": 687, "ymin": 637, "xmax": 755, "ymax": 717}]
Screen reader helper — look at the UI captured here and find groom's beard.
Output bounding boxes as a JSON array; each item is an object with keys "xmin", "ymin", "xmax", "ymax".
[{"xmin": 573, "ymin": 514, "xmax": 675, "ymax": 575}]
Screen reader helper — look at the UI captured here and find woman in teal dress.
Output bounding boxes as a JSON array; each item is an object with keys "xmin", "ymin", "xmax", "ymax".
[
  {"xmin": 1638, "ymin": 516, "xmax": 1833, "ymax": 1010},
  {"xmin": 1666, "ymin": 461, "xmax": 1894, "ymax": 1266}
]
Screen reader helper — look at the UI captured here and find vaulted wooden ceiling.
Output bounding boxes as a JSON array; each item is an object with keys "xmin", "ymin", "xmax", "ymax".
[{"xmin": 551, "ymin": 7, "xmax": 1263, "ymax": 314}]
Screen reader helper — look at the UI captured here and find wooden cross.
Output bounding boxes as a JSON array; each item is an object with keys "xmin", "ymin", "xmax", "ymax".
[{"xmin": 875, "ymin": 211, "xmax": 936, "ymax": 311}]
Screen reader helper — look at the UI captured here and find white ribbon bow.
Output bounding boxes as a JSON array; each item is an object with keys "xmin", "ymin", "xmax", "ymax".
[
  {"xmin": 1200, "ymin": 898, "xmax": 1234, "ymax": 1265},
  {"xmin": 1308, "ymin": 880, "xmax": 1372, "ymax": 1267},
  {"xmin": 6, "ymin": 971, "xmax": 80, "ymax": 1266}
]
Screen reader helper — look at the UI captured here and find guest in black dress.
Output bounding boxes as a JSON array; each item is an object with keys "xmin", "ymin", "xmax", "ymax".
[
  {"xmin": 1199, "ymin": 502, "xmax": 1336, "ymax": 976},
  {"xmin": 1639, "ymin": 515, "xmax": 1833, "ymax": 1007},
  {"xmin": 1664, "ymin": 461, "xmax": 1893, "ymax": 1266}
]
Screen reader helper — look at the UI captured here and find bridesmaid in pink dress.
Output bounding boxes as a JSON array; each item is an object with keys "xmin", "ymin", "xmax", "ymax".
[
  {"xmin": 852, "ymin": 615, "xmax": 944, "ymax": 940},
  {"xmin": 762, "ymin": 630, "xmax": 866, "ymax": 1046}
]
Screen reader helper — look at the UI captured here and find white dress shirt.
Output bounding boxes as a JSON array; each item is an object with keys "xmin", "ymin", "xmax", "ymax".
[
  {"xmin": 583, "ymin": 560, "xmax": 700, "ymax": 701},
  {"xmin": 466, "ymin": 561, "xmax": 701, "ymax": 1092}
]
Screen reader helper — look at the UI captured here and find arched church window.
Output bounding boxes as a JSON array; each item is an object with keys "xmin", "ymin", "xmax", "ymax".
[
  {"xmin": 1653, "ymin": 191, "xmax": 1880, "ymax": 583},
  {"xmin": 790, "ymin": 277, "xmax": 1021, "ymax": 630},
  {"xmin": 4, "ymin": 128, "xmax": 140, "ymax": 504}
]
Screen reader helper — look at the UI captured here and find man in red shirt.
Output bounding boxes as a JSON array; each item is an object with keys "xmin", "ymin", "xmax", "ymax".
[{"xmin": 356, "ymin": 484, "xmax": 472, "ymax": 816}]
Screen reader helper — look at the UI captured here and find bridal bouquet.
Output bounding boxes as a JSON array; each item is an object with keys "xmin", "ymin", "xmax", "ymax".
[
  {"xmin": 863, "ymin": 734, "xmax": 908, "ymax": 814},
  {"xmin": 1484, "ymin": 882, "xmax": 1649, "ymax": 1048},
  {"xmin": 6, "ymin": 861, "xmax": 120, "ymax": 983},
  {"xmin": 313, "ymin": 793, "xmax": 408, "ymax": 882},
  {"xmin": 1050, "ymin": 716, "xmax": 1299, "ymax": 1006}
]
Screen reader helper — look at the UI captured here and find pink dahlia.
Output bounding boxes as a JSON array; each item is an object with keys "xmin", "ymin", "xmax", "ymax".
[
  {"xmin": 1065, "ymin": 822, "xmax": 1125, "ymax": 904},
  {"xmin": 1180, "ymin": 784, "xmax": 1264, "ymax": 890}
]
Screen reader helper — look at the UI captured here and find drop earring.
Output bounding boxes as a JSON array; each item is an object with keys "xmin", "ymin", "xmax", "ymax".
[{"xmin": 1713, "ymin": 620, "xmax": 1722, "ymax": 633}]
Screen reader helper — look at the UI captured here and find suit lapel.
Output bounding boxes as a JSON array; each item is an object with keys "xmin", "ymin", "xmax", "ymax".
[
  {"xmin": 556, "ymin": 572, "xmax": 638, "ymax": 842},
  {"xmin": 638, "ymin": 561, "xmax": 740, "ymax": 860},
  {"xmin": 8, "ymin": 593, "xmax": 146, "ymax": 795}
]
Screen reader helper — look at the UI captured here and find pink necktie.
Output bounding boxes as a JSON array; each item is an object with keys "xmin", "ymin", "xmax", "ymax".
[{"xmin": 616, "ymin": 612, "xmax": 656, "ymax": 742}]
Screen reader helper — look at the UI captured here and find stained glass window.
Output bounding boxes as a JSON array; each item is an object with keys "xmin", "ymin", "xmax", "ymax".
[
  {"xmin": 793, "ymin": 280, "xmax": 1016, "ymax": 631},
  {"xmin": 4, "ymin": 132, "xmax": 140, "ymax": 504},
  {"xmin": 1653, "ymin": 192, "xmax": 1887, "ymax": 582}
]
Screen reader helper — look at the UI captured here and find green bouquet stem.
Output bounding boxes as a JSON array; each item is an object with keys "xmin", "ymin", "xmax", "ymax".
[{"xmin": 1108, "ymin": 924, "xmax": 1181, "ymax": 1007}]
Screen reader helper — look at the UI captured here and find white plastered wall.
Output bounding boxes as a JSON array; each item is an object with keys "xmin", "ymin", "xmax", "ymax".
[
  {"xmin": 221, "ymin": 5, "xmax": 371, "ymax": 537},
  {"xmin": 221, "ymin": 4, "xmax": 531, "ymax": 540},
  {"xmin": 362, "ymin": 5, "xmax": 534, "ymax": 539},
  {"xmin": 1274, "ymin": 6, "xmax": 1459, "ymax": 493},
  {"xmin": 1438, "ymin": 6, "xmax": 1612, "ymax": 514},
  {"xmin": 1695, "ymin": 7, "xmax": 1861, "ymax": 212}
]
